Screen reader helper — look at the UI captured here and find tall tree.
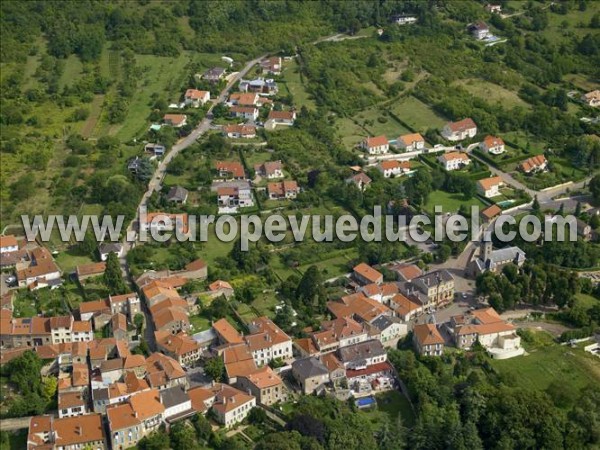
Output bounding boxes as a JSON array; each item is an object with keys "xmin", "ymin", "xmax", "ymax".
[{"xmin": 103, "ymin": 252, "xmax": 127, "ymax": 294}]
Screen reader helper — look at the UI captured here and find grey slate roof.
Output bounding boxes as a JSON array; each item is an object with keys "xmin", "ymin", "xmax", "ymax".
[
  {"xmin": 167, "ymin": 186, "xmax": 189, "ymax": 202},
  {"xmin": 160, "ymin": 385, "xmax": 190, "ymax": 409},
  {"xmin": 371, "ymin": 315, "xmax": 402, "ymax": 332},
  {"xmin": 411, "ymin": 270, "xmax": 454, "ymax": 293},
  {"xmin": 292, "ymin": 356, "xmax": 329, "ymax": 379},
  {"xmin": 337, "ymin": 339, "xmax": 385, "ymax": 364},
  {"xmin": 475, "ymin": 246, "xmax": 526, "ymax": 272},
  {"xmin": 99, "ymin": 242, "xmax": 122, "ymax": 255}
]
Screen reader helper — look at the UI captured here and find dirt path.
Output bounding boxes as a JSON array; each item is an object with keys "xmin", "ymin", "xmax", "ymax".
[{"xmin": 80, "ymin": 94, "xmax": 105, "ymax": 138}]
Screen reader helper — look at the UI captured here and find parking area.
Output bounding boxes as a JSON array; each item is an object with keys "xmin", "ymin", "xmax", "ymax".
[{"xmin": 0, "ymin": 273, "xmax": 17, "ymax": 296}]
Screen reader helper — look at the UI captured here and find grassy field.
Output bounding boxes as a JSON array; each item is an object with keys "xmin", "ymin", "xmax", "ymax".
[
  {"xmin": 281, "ymin": 58, "xmax": 317, "ymax": 110},
  {"xmin": 492, "ymin": 331, "xmax": 600, "ymax": 393},
  {"xmin": 363, "ymin": 390, "xmax": 416, "ymax": 429},
  {"xmin": 337, "ymin": 105, "xmax": 412, "ymax": 148},
  {"xmin": 541, "ymin": 3, "xmax": 600, "ymax": 43},
  {"xmin": 390, "ymin": 96, "xmax": 447, "ymax": 134},
  {"xmin": 424, "ymin": 190, "xmax": 487, "ymax": 214},
  {"xmin": 455, "ymin": 78, "xmax": 530, "ymax": 109}
]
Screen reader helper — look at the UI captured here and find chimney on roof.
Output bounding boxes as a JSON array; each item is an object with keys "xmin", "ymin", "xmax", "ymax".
[{"xmin": 76, "ymin": 426, "xmax": 82, "ymax": 435}]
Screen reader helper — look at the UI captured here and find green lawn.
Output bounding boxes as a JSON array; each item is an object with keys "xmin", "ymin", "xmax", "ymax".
[
  {"xmin": 189, "ymin": 313, "xmax": 211, "ymax": 333},
  {"xmin": 492, "ymin": 335, "xmax": 600, "ymax": 393},
  {"xmin": 363, "ymin": 390, "xmax": 416, "ymax": 429},
  {"xmin": 55, "ymin": 249, "xmax": 96, "ymax": 273},
  {"xmin": 281, "ymin": 58, "xmax": 317, "ymax": 110},
  {"xmin": 424, "ymin": 190, "xmax": 486, "ymax": 214},
  {"xmin": 455, "ymin": 78, "xmax": 530, "ymax": 109},
  {"xmin": 390, "ymin": 96, "xmax": 447, "ymax": 134},
  {"xmin": 573, "ymin": 293, "xmax": 600, "ymax": 310}
]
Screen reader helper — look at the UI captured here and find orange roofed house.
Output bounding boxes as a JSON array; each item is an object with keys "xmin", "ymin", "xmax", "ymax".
[
  {"xmin": 377, "ymin": 160, "xmax": 411, "ymax": 178},
  {"xmin": 223, "ymin": 124, "xmax": 257, "ymax": 139},
  {"xmin": 184, "ymin": 89, "xmax": 210, "ymax": 107},
  {"xmin": 0, "ymin": 234, "xmax": 19, "ymax": 253},
  {"xmin": 236, "ymin": 365, "xmax": 287, "ymax": 406},
  {"xmin": 155, "ymin": 330, "xmax": 201, "ymax": 367},
  {"xmin": 353, "ymin": 263, "xmax": 383, "ymax": 285},
  {"xmin": 451, "ymin": 307, "xmax": 523, "ymax": 358},
  {"xmin": 17, "ymin": 246, "xmax": 62, "ymax": 290},
  {"xmin": 361, "ymin": 135, "xmax": 389, "ymax": 155},
  {"xmin": 476, "ymin": 176, "xmax": 504, "ymax": 198},
  {"xmin": 163, "ymin": 114, "xmax": 187, "ymax": 128},
  {"xmin": 245, "ymin": 316, "xmax": 293, "ymax": 366},
  {"xmin": 438, "ymin": 151, "xmax": 471, "ymax": 171},
  {"xmin": 397, "ymin": 133, "xmax": 425, "ymax": 152},
  {"xmin": 27, "ymin": 413, "xmax": 107, "ymax": 450},
  {"xmin": 267, "ymin": 109, "xmax": 296, "ymax": 125},
  {"xmin": 215, "ymin": 161, "xmax": 246, "ymax": 180},
  {"xmin": 413, "ymin": 323, "xmax": 444, "ymax": 356},
  {"xmin": 267, "ymin": 180, "xmax": 299, "ymax": 200},
  {"xmin": 139, "ymin": 212, "xmax": 189, "ymax": 235},
  {"xmin": 480, "ymin": 135, "xmax": 505, "ymax": 155},
  {"xmin": 107, "ymin": 389, "xmax": 165, "ymax": 450},
  {"xmin": 441, "ymin": 118, "xmax": 477, "ymax": 141},
  {"xmin": 188, "ymin": 383, "xmax": 256, "ymax": 427},
  {"xmin": 519, "ymin": 154, "xmax": 548, "ymax": 174}
]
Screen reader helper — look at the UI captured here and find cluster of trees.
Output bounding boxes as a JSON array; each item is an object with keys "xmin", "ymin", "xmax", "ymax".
[
  {"xmin": 0, "ymin": 352, "xmax": 56, "ymax": 418},
  {"xmin": 388, "ymin": 348, "xmax": 600, "ymax": 449}
]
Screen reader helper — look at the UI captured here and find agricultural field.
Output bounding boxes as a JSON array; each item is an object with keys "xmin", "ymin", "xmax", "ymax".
[
  {"xmin": 455, "ymin": 78, "xmax": 530, "ymax": 110},
  {"xmin": 390, "ymin": 96, "xmax": 447, "ymax": 134},
  {"xmin": 492, "ymin": 330, "xmax": 600, "ymax": 394},
  {"xmin": 280, "ymin": 58, "xmax": 317, "ymax": 110}
]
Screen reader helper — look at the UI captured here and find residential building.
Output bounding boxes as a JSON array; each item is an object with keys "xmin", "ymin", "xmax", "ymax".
[
  {"xmin": 58, "ymin": 391, "xmax": 88, "ymax": 418},
  {"xmin": 476, "ymin": 176, "xmax": 504, "ymax": 198},
  {"xmin": 371, "ymin": 315, "xmax": 407, "ymax": 345},
  {"xmin": 353, "ymin": 263, "xmax": 383, "ymax": 285},
  {"xmin": 144, "ymin": 143, "xmax": 166, "ymax": 157},
  {"xmin": 1, "ymin": 315, "xmax": 93, "ymax": 348},
  {"xmin": 245, "ymin": 317, "xmax": 293, "ymax": 366},
  {"xmin": 239, "ymin": 78, "xmax": 278, "ymax": 95},
  {"xmin": 360, "ymin": 282, "xmax": 399, "ymax": 304},
  {"xmin": 155, "ymin": 330, "xmax": 201, "ymax": 367},
  {"xmin": 291, "ymin": 356, "xmax": 330, "ymax": 394},
  {"xmin": 254, "ymin": 161, "xmax": 283, "ymax": 179},
  {"xmin": 267, "ymin": 109, "xmax": 296, "ymax": 125},
  {"xmin": 438, "ymin": 152, "xmax": 471, "ymax": 171},
  {"xmin": 110, "ymin": 313, "xmax": 129, "ymax": 341},
  {"xmin": 213, "ymin": 318, "xmax": 244, "ymax": 345},
  {"xmin": 377, "ymin": 160, "xmax": 411, "ymax": 178},
  {"xmin": 327, "ymin": 292, "xmax": 391, "ymax": 324},
  {"xmin": 188, "ymin": 383, "xmax": 256, "ymax": 427},
  {"xmin": 0, "ymin": 235, "xmax": 18, "ymax": 253},
  {"xmin": 203, "ymin": 67, "xmax": 226, "ymax": 82},
  {"xmin": 310, "ymin": 317, "xmax": 369, "ymax": 354},
  {"xmin": 469, "ymin": 21, "xmax": 490, "ymax": 39},
  {"xmin": 184, "ymin": 89, "xmax": 210, "ymax": 107},
  {"xmin": 223, "ymin": 124, "xmax": 257, "ymax": 139},
  {"xmin": 208, "ymin": 280, "xmax": 235, "ymax": 298},
  {"xmin": 28, "ymin": 414, "xmax": 107, "ymax": 450},
  {"xmin": 388, "ymin": 293, "xmax": 423, "ymax": 321},
  {"xmin": 229, "ymin": 92, "xmax": 259, "ymax": 106},
  {"xmin": 98, "ymin": 243, "xmax": 123, "ymax": 261},
  {"xmin": 107, "ymin": 389, "xmax": 165, "ymax": 450},
  {"xmin": 167, "ymin": 186, "xmax": 189, "ymax": 204},
  {"xmin": 392, "ymin": 14, "xmax": 418, "ymax": 25},
  {"xmin": 17, "ymin": 247, "xmax": 62, "ymax": 290},
  {"xmin": 480, "ymin": 204, "xmax": 502, "ymax": 222},
  {"xmin": 159, "ymin": 385, "xmax": 194, "ymax": 422},
  {"xmin": 577, "ymin": 218, "xmax": 592, "ymax": 241},
  {"xmin": 337, "ymin": 339, "xmax": 387, "ymax": 370},
  {"xmin": 480, "ymin": 135, "xmax": 505, "ymax": 154},
  {"xmin": 230, "ymin": 106, "xmax": 259, "ymax": 121},
  {"xmin": 222, "ymin": 343, "xmax": 258, "ymax": 384},
  {"xmin": 163, "ymin": 114, "xmax": 187, "ymax": 128},
  {"xmin": 361, "ymin": 135, "xmax": 389, "ymax": 155},
  {"xmin": 396, "ymin": 133, "xmax": 425, "ymax": 151},
  {"xmin": 217, "ymin": 183, "xmax": 254, "ymax": 213},
  {"xmin": 581, "ymin": 90, "xmax": 600, "ymax": 107},
  {"xmin": 400, "ymin": 270, "xmax": 455, "ymax": 310},
  {"xmin": 452, "ymin": 307, "xmax": 523, "ymax": 359},
  {"xmin": 392, "ymin": 263, "xmax": 423, "ymax": 282},
  {"xmin": 236, "ymin": 365, "xmax": 287, "ymax": 406},
  {"xmin": 519, "ymin": 155, "xmax": 548, "ymax": 174},
  {"xmin": 75, "ymin": 262, "xmax": 106, "ymax": 281},
  {"xmin": 139, "ymin": 212, "xmax": 189, "ymax": 235},
  {"xmin": 215, "ymin": 161, "xmax": 245, "ymax": 180},
  {"xmin": 413, "ymin": 323, "xmax": 444, "ymax": 356},
  {"xmin": 145, "ymin": 352, "xmax": 187, "ymax": 390},
  {"xmin": 183, "ymin": 259, "xmax": 208, "ymax": 280},
  {"xmin": 346, "ymin": 172, "xmax": 372, "ymax": 191},
  {"xmin": 485, "ymin": 4, "xmax": 502, "ymax": 13},
  {"xmin": 441, "ymin": 118, "xmax": 477, "ymax": 141},
  {"xmin": 260, "ymin": 56, "xmax": 282, "ymax": 75},
  {"xmin": 267, "ymin": 180, "xmax": 299, "ymax": 200}
]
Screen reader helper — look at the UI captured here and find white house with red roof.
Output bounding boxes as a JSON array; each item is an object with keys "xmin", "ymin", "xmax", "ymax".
[
  {"xmin": 267, "ymin": 180, "xmax": 299, "ymax": 200},
  {"xmin": 184, "ymin": 89, "xmax": 210, "ymax": 107},
  {"xmin": 230, "ymin": 106, "xmax": 259, "ymax": 121},
  {"xmin": 441, "ymin": 118, "xmax": 477, "ymax": 141},
  {"xmin": 396, "ymin": 133, "xmax": 425, "ymax": 152},
  {"xmin": 480, "ymin": 135, "xmax": 505, "ymax": 154},
  {"xmin": 361, "ymin": 136, "xmax": 389, "ymax": 155},
  {"xmin": 438, "ymin": 152, "xmax": 471, "ymax": 171},
  {"xmin": 377, "ymin": 160, "xmax": 411, "ymax": 178}
]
